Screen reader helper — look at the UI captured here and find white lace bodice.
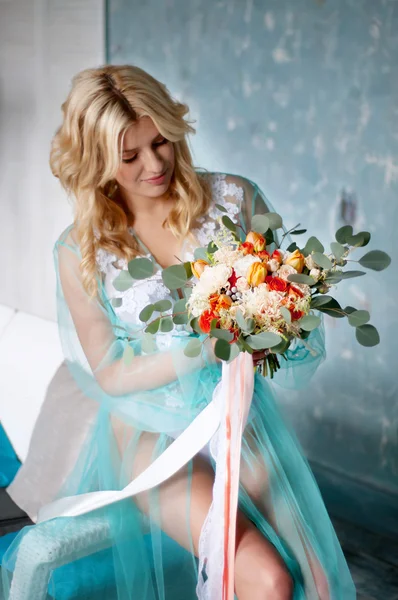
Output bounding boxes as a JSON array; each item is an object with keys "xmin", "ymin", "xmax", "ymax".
[{"xmin": 96, "ymin": 173, "xmax": 245, "ymax": 333}]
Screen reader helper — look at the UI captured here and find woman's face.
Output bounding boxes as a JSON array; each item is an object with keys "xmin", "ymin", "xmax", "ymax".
[{"xmin": 115, "ymin": 116, "xmax": 175, "ymax": 201}]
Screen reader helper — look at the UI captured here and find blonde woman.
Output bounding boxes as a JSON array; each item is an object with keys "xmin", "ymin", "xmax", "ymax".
[{"xmin": 2, "ymin": 65, "xmax": 355, "ymax": 600}]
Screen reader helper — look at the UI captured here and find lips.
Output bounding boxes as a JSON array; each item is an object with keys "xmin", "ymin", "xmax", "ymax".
[{"xmin": 145, "ymin": 170, "xmax": 167, "ymax": 183}]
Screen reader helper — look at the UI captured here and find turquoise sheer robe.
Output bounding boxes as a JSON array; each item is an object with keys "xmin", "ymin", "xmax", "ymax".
[{"xmin": 1, "ymin": 172, "xmax": 355, "ymax": 599}]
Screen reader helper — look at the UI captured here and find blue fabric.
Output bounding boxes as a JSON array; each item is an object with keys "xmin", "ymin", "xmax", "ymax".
[
  {"xmin": 1, "ymin": 173, "xmax": 356, "ymax": 599},
  {"xmin": 0, "ymin": 424, "xmax": 21, "ymax": 487}
]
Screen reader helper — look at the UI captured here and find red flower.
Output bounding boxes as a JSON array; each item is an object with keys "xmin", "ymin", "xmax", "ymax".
[
  {"xmin": 265, "ymin": 276, "xmax": 288, "ymax": 292},
  {"xmin": 228, "ymin": 269, "xmax": 238, "ymax": 288},
  {"xmin": 290, "ymin": 309, "xmax": 304, "ymax": 321},
  {"xmin": 239, "ymin": 242, "xmax": 254, "ymax": 255},
  {"xmin": 198, "ymin": 310, "xmax": 218, "ymax": 333}
]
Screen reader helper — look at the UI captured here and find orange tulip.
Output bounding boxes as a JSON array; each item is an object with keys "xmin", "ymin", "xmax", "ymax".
[
  {"xmin": 257, "ymin": 250, "xmax": 271, "ymax": 261},
  {"xmin": 285, "ymin": 249, "xmax": 305, "ymax": 273},
  {"xmin": 246, "ymin": 231, "xmax": 266, "ymax": 252},
  {"xmin": 247, "ymin": 262, "xmax": 268, "ymax": 287},
  {"xmin": 240, "ymin": 241, "xmax": 254, "ymax": 255},
  {"xmin": 271, "ymin": 249, "xmax": 283, "ymax": 264},
  {"xmin": 191, "ymin": 259, "xmax": 209, "ymax": 278}
]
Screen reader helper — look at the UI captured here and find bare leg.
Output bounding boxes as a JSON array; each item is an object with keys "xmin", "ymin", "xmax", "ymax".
[{"xmin": 110, "ymin": 416, "xmax": 293, "ymax": 599}]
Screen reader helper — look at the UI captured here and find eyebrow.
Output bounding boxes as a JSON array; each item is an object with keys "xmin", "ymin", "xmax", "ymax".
[{"xmin": 122, "ymin": 133, "xmax": 164, "ymax": 154}]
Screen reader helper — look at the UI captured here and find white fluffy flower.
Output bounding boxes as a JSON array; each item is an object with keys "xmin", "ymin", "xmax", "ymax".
[
  {"xmin": 198, "ymin": 264, "xmax": 232, "ymax": 295},
  {"xmin": 267, "ymin": 259, "xmax": 280, "ymax": 272},
  {"xmin": 233, "ymin": 255, "xmax": 261, "ymax": 278},
  {"xmin": 213, "ymin": 248, "xmax": 240, "ymax": 267},
  {"xmin": 309, "ymin": 268, "xmax": 321, "ymax": 281},
  {"xmin": 236, "ymin": 276, "xmax": 250, "ymax": 292},
  {"xmin": 277, "ymin": 264, "xmax": 297, "ymax": 280},
  {"xmin": 305, "ymin": 254, "xmax": 316, "ymax": 270}
]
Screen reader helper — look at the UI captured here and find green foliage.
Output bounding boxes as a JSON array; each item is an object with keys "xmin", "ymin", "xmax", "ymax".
[
  {"xmin": 162, "ymin": 264, "xmax": 188, "ymax": 290},
  {"xmin": 127, "ymin": 257, "xmax": 154, "ymax": 280},
  {"xmin": 113, "ymin": 270, "xmax": 134, "ymax": 292},
  {"xmin": 355, "ymin": 324, "xmax": 380, "ymax": 347}
]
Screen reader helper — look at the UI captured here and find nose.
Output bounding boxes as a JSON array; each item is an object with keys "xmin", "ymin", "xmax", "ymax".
[{"xmin": 142, "ymin": 148, "xmax": 164, "ymax": 176}]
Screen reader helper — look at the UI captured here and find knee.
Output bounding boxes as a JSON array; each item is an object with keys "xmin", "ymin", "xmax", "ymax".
[{"xmin": 257, "ymin": 564, "xmax": 294, "ymax": 600}]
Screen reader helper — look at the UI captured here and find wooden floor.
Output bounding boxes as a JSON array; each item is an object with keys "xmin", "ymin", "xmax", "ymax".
[{"xmin": 332, "ymin": 517, "xmax": 398, "ymax": 600}]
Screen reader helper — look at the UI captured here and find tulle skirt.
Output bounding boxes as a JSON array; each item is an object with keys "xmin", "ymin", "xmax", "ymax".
[{"xmin": 1, "ymin": 370, "xmax": 355, "ymax": 599}]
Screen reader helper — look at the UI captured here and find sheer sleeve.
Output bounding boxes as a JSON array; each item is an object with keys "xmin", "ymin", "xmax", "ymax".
[{"xmin": 54, "ymin": 226, "xmax": 219, "ymax": 432}]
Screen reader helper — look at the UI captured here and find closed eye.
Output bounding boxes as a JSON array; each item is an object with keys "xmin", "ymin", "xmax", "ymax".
[{"xmin": 122, "ymin": 138, "xmax": 169, "ymax": 163}]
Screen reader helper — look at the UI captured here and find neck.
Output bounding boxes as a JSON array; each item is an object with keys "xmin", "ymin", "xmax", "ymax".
[{"xmin": 118, "ymin": 188, "xmax": 175, "ymax": 222}]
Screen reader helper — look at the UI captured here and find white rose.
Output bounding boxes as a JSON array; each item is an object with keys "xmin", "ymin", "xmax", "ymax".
[
  {"xmin": 267, "ymin": 259, "xmax": 281, "ymax": 272},
  {"xmin": 309, "ymin": 268, "xmax": 321, "ymax": 281},
  {"xmin": 198, "ymin": 264, "xmax": 232, "ymax": 295},
  {"xmin": 277, "ymin": 264, "xmax": 297, "ymax": 280},
  {"xmin": 233, "ymin": 255, "xmax": 261, "ymax": 278}
]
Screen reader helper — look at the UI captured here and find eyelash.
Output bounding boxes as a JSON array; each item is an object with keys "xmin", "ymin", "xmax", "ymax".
[{"xmin": 122, "ymin": 138, "xmax": 168, "ymax": 163}]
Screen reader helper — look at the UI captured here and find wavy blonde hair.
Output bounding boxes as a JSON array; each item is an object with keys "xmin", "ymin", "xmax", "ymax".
[{"xmin": 50, "ymin": 64, "xmax": 212, "ymax": 298}]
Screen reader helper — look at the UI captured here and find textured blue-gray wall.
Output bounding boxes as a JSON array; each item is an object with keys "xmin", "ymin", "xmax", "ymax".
[{"xmin": 107, "ymin": 0, "xmax": 397, "ymax": 494}]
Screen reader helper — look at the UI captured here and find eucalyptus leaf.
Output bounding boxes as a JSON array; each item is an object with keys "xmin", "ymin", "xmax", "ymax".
[
  {"xmin": 287, "ymin": 273, "xmax": 316, "ymax": 285},
  {"xmin": 347, "ymin": 310, "xmax": 370, "ymax": 327},
  {"xmin": 207, "ymin": 241, "xmax": 218, "ymax": 254},
  {"xmin": 358, "ymin": 250, "xmax": 391, "ymax": 272},
  {"xmin": 173, "ymin": 313, "xmax": 189, "ymax": 325},
  {"xmin": 184, "ymin": 338, "xmax": 203, "ymax": 358},
  {"xmin": 153, "ymin": 299, "xmax": 172, "ymax": 313},
  {"xmin": 214, "ymin": 339, "xmax": 232, "ymax": 361},
  {"xmin": 303, "ymin": 236, "xmax": 324, "ymax": 255},
  {"xmin": 312, "ymin": 252, "xmax": 333, "ymax": 270},
  {"xmin": 113, "ymin": 270, "xmax": 134, "ymax": 292},
  {"xmin": 291, "ymin": 229, "xmax": 307, "ymax": 235},
  {"xmin": 160, "ymin": 316, "xmax": 174, "ymax": 332},
  {"xmin": 265, "ymin": 229, "xmax": 275, "ymax": 245},
  {"xmin": 266, "ymin": 212, "xmax": 283, "ymax": 230},
  {"xmin": 338, "ymin": 270, "xmax": 366, "ymax": 279},
  {"xmin": 222, "ymin": 215, "xmax": 237, "ymax": 232},
  {"xmin": 238, "ymin": 336, "xmax": 254, "ymax": 354},
  {"xmin": 344, "ymin": 306, "xmax": 357, "ymax": 314},
  {"xmin": 189, "ymin": 317, "xmax": 202, "ymax": 334},
  {"xmin": 173, "ymin": 298, "xmax": 187, "ymax": 313},
  {"xmin": 335, "ymin": 225, "xmax": 353, "ymax": 244},
  {"xmin": 227, "ymin": 343, "xmax": 240, "ymax": 363},
  {"xmin": 123, "ymin": 344, "xmax": 135, "ymax": 366},
  {"xmin": 111, "ymin": 297, "xmax": 123, "ymax": 308},
  {"xmin": 251, "ymin": 214, "xmax": 270, "ymax": 234},
  {"xmin": 355, "ymin": 324, "xmax": 380, "ymax": 347},
  {"xmin": 317, "ymin": 298, "xmax": 345, "ymax": 318},
  {"xmin": 270, "ymin": 338, "xmax": 290, "ymax": 354},
  {"xmin": 215, "ymin": 203, "xmax": 228, "ymax": 213},
  {"xmin": 162, "ymin": 264, "xmax": 188, "ymax": 290},
  {"xmin": 145, "ymin": 319, "xmax": 160, "ymax": 334},
  {"xmin": 210, "ymin": 329, "xmax": 234, "ymax": 342},
  {"xmin": 247, "ymin": 332, "xmax": 282, "ymax": 350},
  {"xmin": 139, "ymin": 304, "xmax": 155, "ymax": 322},
  {"xmin": 330, "ymin": 242, "xmax": 346, "ymax": 260},
  {"xmin": 183, "ymin": 261, "xmax": 193, "ymax": 279},
  {"xmin": 244, "ymin": 318, "xmax": 256, "ymax": 334},
  {"xmin": 346, "ymin": 231, "xmax": 371, "ymax": 247},
  {"xmin": 193, "ymin": 246, "xmax": 208, "ymax": 261},
  {"xmin": 325, "ymin": 272, "xmax": 343, "ymax": 284},
  {"xmin": 299, "ymin": 314, "xmax": 321, "ymax": 331},
  {"xmin": 310, "ymin": 295, "xmax": 335, "ymax": 308},
  {"xmin": 280, "ymin": 306, "xmax": 292, "ymax": 323},
  {"xmin": 127, "ymin": 257, "xmax": 154, "ymax": 280},
  {"xmin": 287, "ymin": 242, "xmax": 299, "ymax": 252},
  {"xmin": 235, "ymin": 309, "xmax": 247, "ymax": 331}
]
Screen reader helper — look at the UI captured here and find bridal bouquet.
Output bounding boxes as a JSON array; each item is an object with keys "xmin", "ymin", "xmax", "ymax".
[{"xmin": 114, "ymin": 206, "xmax": 391, "ymax": 377}]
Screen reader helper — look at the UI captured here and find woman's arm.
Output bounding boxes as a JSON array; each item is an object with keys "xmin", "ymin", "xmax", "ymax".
[{"xmin": 56, "ymin": 234, "xmax": 212, "ymax": 397}]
